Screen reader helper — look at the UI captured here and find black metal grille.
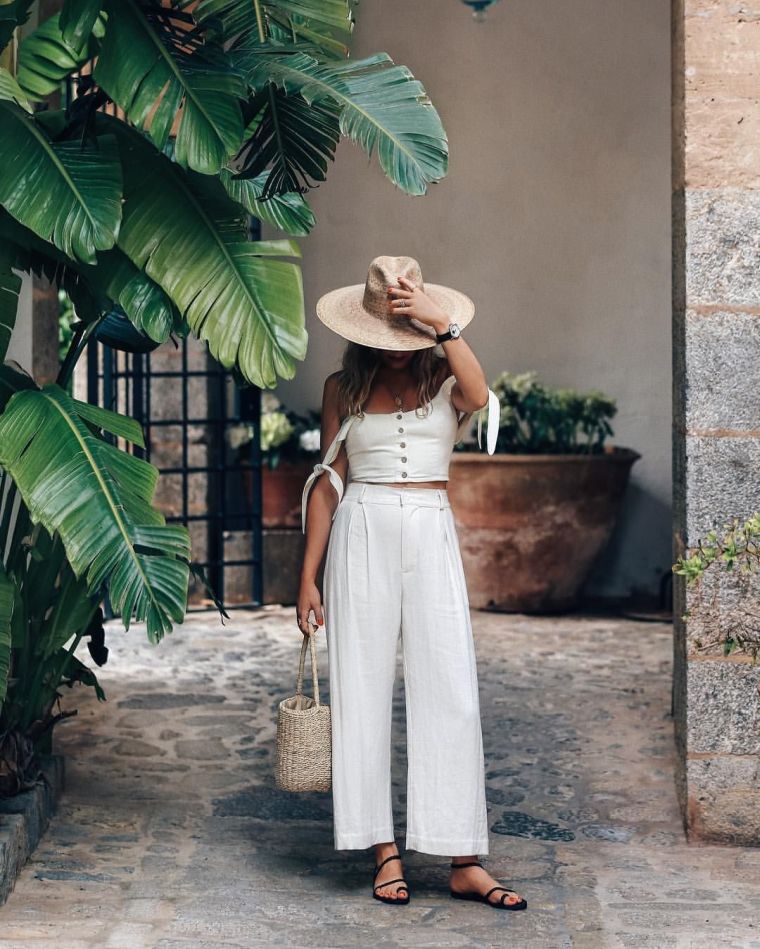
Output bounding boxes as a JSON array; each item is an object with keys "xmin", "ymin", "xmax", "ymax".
[{"xmin": 85, "ymin": 331, "xmax": 264, "ymax": 611}]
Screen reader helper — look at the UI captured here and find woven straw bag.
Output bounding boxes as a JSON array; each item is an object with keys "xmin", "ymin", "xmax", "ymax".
[{"xmin": 275, "ymin": 623, "xmax": 331, "ymax": 792}]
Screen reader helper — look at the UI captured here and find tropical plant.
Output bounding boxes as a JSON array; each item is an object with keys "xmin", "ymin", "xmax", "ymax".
[
  {"xmin": 456, "ymin": 370, "xmax": 617, "ymax": 455},
  {"xmin": 0, "ymin": 0, "xmax": 448, "ymax": 792}
]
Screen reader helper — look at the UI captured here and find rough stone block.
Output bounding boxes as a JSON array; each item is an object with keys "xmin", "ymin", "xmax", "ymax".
[
  {"xmin": 686, "ymin": 754, "xmax": 760, "ymax": 845},
  {"xmin": 684, "ymin": 189, "xmax": 760, "ymax": 307},
  {"xmin": 686, "ymin": 659, "xmax": 760, "ymax": 755},
  {"xmin": 684, "ymin": 308, "xmax": 760, "ymax": 430},
  {"xmin": 681, "ymin": 434, "xmax": 760, "ymax": 542}
]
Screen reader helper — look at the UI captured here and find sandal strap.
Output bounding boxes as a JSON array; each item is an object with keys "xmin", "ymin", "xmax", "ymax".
[
  {"xmin": 373, "ymin": 877, "xmax": 408, "ymax": 892},
  {"xmin": 373, "ymin": 853, "xmax": 402, "ymax": 878},
  {"xmin": 450, "ymin": 861, "xmax": 483, "ymax": 869}
]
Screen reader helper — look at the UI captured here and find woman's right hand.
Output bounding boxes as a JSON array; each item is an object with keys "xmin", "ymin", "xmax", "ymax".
[{"xmin": 296, "ymin": 578, "xmax": 324, "ymax": 636}]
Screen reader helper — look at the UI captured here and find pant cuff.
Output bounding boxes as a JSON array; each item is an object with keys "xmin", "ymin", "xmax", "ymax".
[
  {"xmin": 404, "ymin": 832, "xmax": 490, "ymax": 856},
  {"xmin": 334, "ymin": 828, "xmax": 396, "ymax": 850}
]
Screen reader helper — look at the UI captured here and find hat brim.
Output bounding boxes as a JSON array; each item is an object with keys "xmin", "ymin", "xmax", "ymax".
[{"xmin": 315, "ymin": 283, "xmax": 475, "ymax": 351}]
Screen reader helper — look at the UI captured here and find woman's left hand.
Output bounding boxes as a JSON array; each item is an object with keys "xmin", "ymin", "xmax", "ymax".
[{"xmin": 387, "ymin": 275, "xmax": 449, "ymax": 334}]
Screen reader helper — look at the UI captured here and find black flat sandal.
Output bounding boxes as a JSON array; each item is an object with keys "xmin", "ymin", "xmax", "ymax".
[
  {"xmin": 450, "ymin": 861, "xmax": 527, "ymax": 910},
  {"xmin": 372, "ymin": 853, "xmax": 410, "ymax": 905}
]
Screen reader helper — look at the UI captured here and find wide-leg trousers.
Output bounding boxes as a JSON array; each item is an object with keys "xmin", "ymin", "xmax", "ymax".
[{"xmin": 322, "ymin": 480, "xmax": 490, "ymax": 856}]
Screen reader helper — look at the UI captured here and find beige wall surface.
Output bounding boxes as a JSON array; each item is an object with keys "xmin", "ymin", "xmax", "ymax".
[{"xmin": 268, "ymin": 0, "xmax": 672, "ymax": 601}]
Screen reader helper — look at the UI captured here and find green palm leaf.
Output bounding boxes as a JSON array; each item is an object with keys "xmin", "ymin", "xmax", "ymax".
[
  {"xmin": 220, "ymin": 169, "xmax": 315, "ymax": 236},
  {"xmin": 0, "ymin": 102, "xmax": 122, "ymax": 265},
  {"xmin": 103, "ymin": 117, "xmax": 306, "ymax": 387},
  {"xmin": 0, "ymin": 66, "xmax": 31, "ymax": 111},
  {"xmin": 97, "ymin": 250, "xmax": 183, "ymax": 343},
  {"xmin": 196, "ymin": 0, "xmax": 354, "ymax": 60},
  {"xmin": 59, "ymin": 0, "xmax": 103, "ymax": 50},
  {"xmin": 0, "ymin": 565, "xmax": 13, "ymax": 704},
  {"xmin": 242, "ymin": 51, "xmax": 448, "ymax": 196},
  {"xmin": 0, "ymin": 0, "xmax": 35, "ymax": 51},
  {"xmin": 0, "ymin": 384, "xmax": 189, "ymax": 643},
  {"xmin": 0, "ymin": 251, "xmax": 21, "ymax": 362},
  {"xmin": 93, "ymin": 0, "xmax": 245, "ymax": 175},
  {"xmin": 16, "ymin": 10, "xmax": 105, "ymax": 100},
  {"xmin": 234, "ymin": 84, "xmax": 340, "ymax": 197}
]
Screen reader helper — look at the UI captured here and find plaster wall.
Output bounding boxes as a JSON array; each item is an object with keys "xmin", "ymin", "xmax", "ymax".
[{"xmin": 267, "ymin": 0, "xmax": 673, "ymax": 601}]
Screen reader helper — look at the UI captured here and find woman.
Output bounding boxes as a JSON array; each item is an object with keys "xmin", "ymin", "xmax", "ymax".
[{"xmin": 296, "ymin": 256, "xmax": 526, "ymax": 912}]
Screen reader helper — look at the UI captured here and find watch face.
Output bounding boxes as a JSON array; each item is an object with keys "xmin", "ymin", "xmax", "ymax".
[{"xmin": 450, "ymin": 322, "xmax": 461, "ymax": 338}]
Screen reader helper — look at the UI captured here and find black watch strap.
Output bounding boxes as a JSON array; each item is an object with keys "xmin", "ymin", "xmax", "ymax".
[{"xmin": 436, "ymin": 325, "xmax": 458, "ymax": 343}]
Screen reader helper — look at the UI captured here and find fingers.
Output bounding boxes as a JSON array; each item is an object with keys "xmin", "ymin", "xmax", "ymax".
[
  {"xmin": 295, "ymin": 605, "xmax": 324, "ymax": 635},
  {"xmin": 387, "ymin": 285, "xmax": 413, "ymax": 300}
]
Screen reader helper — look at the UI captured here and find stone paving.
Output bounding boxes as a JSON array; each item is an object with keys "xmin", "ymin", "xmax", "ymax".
[{"xmin": 0, "ymin": 606, "xmax": 758, "ymax": 948}]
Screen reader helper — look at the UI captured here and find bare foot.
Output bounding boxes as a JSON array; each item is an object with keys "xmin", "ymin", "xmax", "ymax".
[
  {"xmin": 450, "ymin": 859, "xmax": 525, "ymax": 908},
  {"xmin": 373, "ymin": 842, "xmax": 408, "ymax": 901}
]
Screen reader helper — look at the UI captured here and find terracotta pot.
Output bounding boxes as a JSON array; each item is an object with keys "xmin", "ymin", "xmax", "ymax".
[
  {"xmin": 261, "ymin": 460, "xmax": 314, "ymax": 529},
  {"xmin": 447, "ymin": 446, "xmax": 641, "ymax": 613}
]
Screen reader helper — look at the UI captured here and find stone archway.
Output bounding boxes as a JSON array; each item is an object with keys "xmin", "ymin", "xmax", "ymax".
[{"xmin": 671, "ymin": 0, "xmax": 760, "ymax": 843}]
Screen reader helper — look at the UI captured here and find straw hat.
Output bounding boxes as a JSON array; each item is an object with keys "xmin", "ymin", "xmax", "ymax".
[{"xmin": 315, "ymin": 255, "xmax": 475, "ymax": 351}]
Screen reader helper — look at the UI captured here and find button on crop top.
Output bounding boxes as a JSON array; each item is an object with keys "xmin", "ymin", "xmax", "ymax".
[{"xmin": 301, "ymin": 375, "xmax": 500, "ymax": 533}]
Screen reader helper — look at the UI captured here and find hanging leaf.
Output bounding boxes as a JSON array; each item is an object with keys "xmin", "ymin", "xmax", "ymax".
[
  {"xmin": 0, "ymin": 251, "xmax": 22, "ymax": 363},
  {"xmin": 101, "ymin": 116, "xmax": 306, "ymax": 388},
  {"xmin": 0, "ymin": 103, "xmax": 122, "ymax": 265},
  {"xmin": 220, "ymin": 170, "xmax": 315, "ymax": 236},
  {"xmin": 0, "ymin": 384, "xmax": 190, "ymax": 643},
  {"xmin": 196, "ymin": 0, "xmax": 355, "ymax": 60},
  {"xmin": 0, "ymin": 0, "xmax": 35, "ymax": 52},
  {"xmin": 242, "ymin": 51, "xmax": 448, "ymax": 196},
  {"xmin": 0, "ymin": 65, "xmax": 31, "ymax": 111},
  {"xmin": 59, "ymin": 0, "xmax": 104, "ymax": 50},
  {"xmin": 233, "ymin": 84, "xmax": 341, "ymax": 197},
  {"xmin": 92, "ymin": 0, "xmax": 245, "ymax": 175},
  {"xmin": 16, "ymin": 10, "xmax": 105, "ymax": 100}
]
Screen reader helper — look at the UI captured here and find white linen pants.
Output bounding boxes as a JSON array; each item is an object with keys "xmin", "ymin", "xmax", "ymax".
[{"xmin": 323, "ymin": 480, "xmax": 490, "ymax": 856}]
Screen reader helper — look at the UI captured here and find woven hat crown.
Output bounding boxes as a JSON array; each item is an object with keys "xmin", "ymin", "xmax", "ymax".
[{"xmin": 362, "ymin": 256, "xmax": 425, "ymax": 321}]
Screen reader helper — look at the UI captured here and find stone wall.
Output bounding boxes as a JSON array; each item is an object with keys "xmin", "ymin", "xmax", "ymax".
[{"xmin": 672, "ymin": 0, "xmax": 760, "ymax": 843}]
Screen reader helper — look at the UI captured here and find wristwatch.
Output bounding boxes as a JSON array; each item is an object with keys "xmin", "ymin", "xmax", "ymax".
[{"xmin": 436, "ymin": 322, "xmax": 462, "ymax": 343}]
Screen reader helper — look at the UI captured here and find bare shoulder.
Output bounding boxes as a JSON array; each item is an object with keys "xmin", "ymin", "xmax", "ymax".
[{"xmin": 321, "ymin": 371, "xmax": 344, "ymax": 418}]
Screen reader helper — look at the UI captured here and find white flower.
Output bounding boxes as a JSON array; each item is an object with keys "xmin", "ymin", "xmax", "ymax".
[
  {"xmin": 299, "ymin": 428, "xmax": 321, "ymax": 453},
  {"xmin": 227, "ymin": 423, "xmax": 254, "ymax": 451},
  {"xmin": 261, "ymin": 391, "xmax": 282, "ymax": 413},
  {"xmin": 261, "ymin": 411, "xmax": 294, "ymax": 451}
]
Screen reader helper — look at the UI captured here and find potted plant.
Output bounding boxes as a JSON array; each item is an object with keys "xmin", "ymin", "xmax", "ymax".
[
  {"xmin": 447, "ymin": 371, "xmax": 640, "ymax": 613},
  {"xmin": 230, "ymin": 393, "xmax": 321, "ymax": 529}
]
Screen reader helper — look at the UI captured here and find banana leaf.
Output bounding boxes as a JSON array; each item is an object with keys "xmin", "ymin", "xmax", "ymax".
[
  {"xmin": 59, "ymin": 0, "xmax": 103, "ymax": 50},
  {"xmin": 241, "ymin": 51, "xmax": 448, "ymax": 196},
  {"xmin": 16, "ymin": 10, "xmax": 105, "ymax": 100},
  {"xmin": 0, "ymin": 0, "xmax": 35, "ymax": 51},
  {"xmin": 220, "ymin": 168, "xmax": 315, "ymax": 236},
  {"xmin": 93, "ymin": 0, "xmax": 245, "ymax": 175},
  {"xmin": 0, "ymin": 65, "xmax": 31, "ymax": 111},
  {"xmin": 0, "ymin": 103, "xmax": 122, "ymax": 266},
  {"xmin": 101, "ymin": 116, "xmax": 307, "ymax": 387},
  {"xmin": 196, "ymin": 0, "xmax": 355, "ymax": 60},
  {"xmin": 233, "ymin": 84, "xmax": 341, "ymax": 198},
  {"xmin": 0, "ymin": 251, "xmax": 22, "ymax": 363},
  {"xmin": 0, "ymin": 384, "xmax": 190, "ymax": 643}
]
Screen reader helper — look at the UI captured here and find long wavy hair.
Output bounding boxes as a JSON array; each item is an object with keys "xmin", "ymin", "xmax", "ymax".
[{"xmin": 335, "ymin": 343, "xmax": 449, "ymax": 420}]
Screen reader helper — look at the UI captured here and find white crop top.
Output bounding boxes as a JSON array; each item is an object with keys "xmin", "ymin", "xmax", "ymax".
[{"xmin": 301, "ymin": 374, "xmax": 500, "ymax": 533}]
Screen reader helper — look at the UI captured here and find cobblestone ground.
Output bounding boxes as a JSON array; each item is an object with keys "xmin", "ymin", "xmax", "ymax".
[{"xmin": 0, "ymin": 606, "xmax": 758, "ymax": 949}]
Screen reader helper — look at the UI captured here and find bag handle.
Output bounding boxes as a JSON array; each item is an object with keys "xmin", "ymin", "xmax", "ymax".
[{"xmin": 295, "ymin": 621, "xmax": 321, "ymax": 710}]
